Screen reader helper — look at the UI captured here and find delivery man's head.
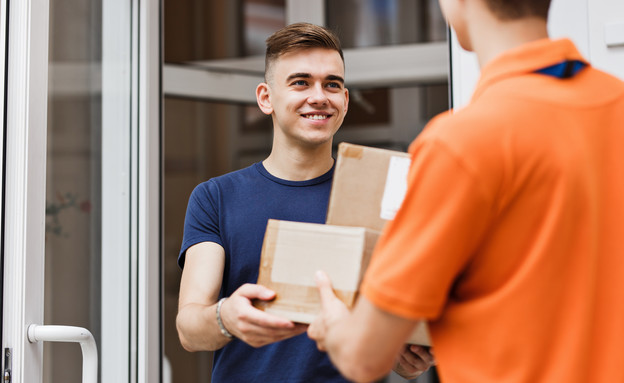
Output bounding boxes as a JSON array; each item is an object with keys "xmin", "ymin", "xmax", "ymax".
[{"xmin": 439, "ymin": 0, "xmax": 551, "ymax": 51}]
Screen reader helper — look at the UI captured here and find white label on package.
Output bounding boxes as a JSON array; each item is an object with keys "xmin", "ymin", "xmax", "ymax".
[
  {"xmin": 271, "ymin": 225, "xmax": 364, "ymax": 291},
  {"xmin": 380, "ymin": 156, "xmax": 411, "ymax": 220}
]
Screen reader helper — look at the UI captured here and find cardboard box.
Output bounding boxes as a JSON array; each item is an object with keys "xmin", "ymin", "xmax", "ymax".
[
  {"xmin": 254, "ymin": 219, "xmax": 432, "ymax": 346},
  {"xmin": 327, "ymin": 142, "xmax": 411, "ymax": 232},
  {"xmin": 254, "ymin": 219, "xmax": 380, "ymax": 324},
  {"xmin": 254, "ymin": 143, "xmax": 432, "ymax": 346}
]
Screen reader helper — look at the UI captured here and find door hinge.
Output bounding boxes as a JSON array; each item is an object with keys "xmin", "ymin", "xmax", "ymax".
[{"xmin": 3, "ymin": 348, "xmax": 11, "ymax": 383}]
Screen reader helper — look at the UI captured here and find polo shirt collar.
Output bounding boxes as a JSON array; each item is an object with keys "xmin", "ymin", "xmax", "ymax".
[{"xmin": 472, "ymin": 38, "xmax": 588, "ymax": 101}]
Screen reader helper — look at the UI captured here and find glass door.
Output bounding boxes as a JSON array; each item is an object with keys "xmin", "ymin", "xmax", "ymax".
[
  {"xmin": 44, "ymin": 1, "xmax": 108, "ymax": 380},
  {"xmin": 1, "ymin": 0, "xmax": 161, "ymax": 382}
]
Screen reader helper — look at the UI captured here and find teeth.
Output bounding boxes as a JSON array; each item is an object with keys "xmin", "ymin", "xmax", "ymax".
[{"xmin": 304, "ymin": 115, "xmax": 328, "ymax": 120}]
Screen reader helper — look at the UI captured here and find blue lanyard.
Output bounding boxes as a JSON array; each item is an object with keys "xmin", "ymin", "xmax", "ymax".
[{"xmin": 535, "ymin": 60, "xmax": 587, "ymax": 79}]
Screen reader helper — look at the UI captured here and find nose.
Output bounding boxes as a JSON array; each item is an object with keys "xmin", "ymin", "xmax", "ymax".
[{"xmin": 307, "ymin": 83, "xmax": 328, "ymax": 106}]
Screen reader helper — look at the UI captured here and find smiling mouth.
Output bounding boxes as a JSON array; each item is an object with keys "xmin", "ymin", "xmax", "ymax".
[{"xmin": 301, "ymin": 114, "xmax": 330, "ymax": 120}]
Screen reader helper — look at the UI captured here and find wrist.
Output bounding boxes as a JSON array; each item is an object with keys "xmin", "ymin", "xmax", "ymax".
[{"xmin": 216, "ymin": 297, "xmax": 235, "ymax": 339}]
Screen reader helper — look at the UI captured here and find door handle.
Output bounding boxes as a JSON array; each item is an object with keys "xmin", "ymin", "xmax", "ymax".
[{"xmin": 27, "ymin": 325, "xmax": 98, "ymax": 383}]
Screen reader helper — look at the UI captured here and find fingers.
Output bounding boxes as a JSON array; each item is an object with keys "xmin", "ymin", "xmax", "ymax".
[
  {"xmin": 315, "ymin": 270, "xmax": 336, "ymax": 305},
  {"xmin": 237, "ymin": 321, "xmax": 308, "ymax": 347},
  {"xmin": 393, "ymin": 345, "xmax": 436, "ymax": 379},
  {"xmin": 409, "ymin": 345, "xmax": 436, "ymax": 366},
  {"xmin": 308, "ymin": 270, "xmax": 349, "ymax": 352},
  {"xmin": 235, "ymin": 283, "xmax": 277, "ymax": 301},
  {"xmin": 307, "ymin": 317, "xmax": 326, "ymax": 351},
  {"xmin": 307, "ymin": 316, "xmax": 322, "ymax": 341},
  {"xmin": 314, "ymin": 270, "xmax": 348, "ymax": 315},
  {"xmin": 225, "ymin": 291, "xmax": 294, "ymax": 329},
  {"xmin": 221, "ymin": 284, "xmax": 308, "ymax": 347},
  {"xmin": 399, "ymin": 349, "xmax": 430, "ymax": 372},
  {"xmin": 307, "ymin": 271, "xmax": 332, "ymax": 351},
  {"xmin": 238, "ymin": 306, "xmax": 295, "ymax": 329}
]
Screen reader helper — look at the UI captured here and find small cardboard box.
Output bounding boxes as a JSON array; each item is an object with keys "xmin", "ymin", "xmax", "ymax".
[
  {"xmin": 254, "ymin": 219, "xmax": 380, "ymax": 324},
  {"xmin": 327, "ymin": 142, "xmax": 412, "ymax": 232}
]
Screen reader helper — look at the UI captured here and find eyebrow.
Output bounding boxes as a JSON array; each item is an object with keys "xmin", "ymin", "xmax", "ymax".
[{"xmin": 285, "ymin": 73, "xmax": 345, "ymax": 84}]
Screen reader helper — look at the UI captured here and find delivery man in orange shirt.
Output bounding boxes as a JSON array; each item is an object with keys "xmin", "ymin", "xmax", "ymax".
[{"xmin": 307, "ymin": 0, "xmax": 624, "ymax": 382}]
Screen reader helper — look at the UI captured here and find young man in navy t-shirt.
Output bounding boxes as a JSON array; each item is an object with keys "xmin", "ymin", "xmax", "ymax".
[{"xmin": 176, "ymin": 22, "xmax": 434, "ymax": 382}]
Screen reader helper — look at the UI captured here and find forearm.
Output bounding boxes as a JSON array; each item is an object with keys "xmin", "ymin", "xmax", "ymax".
[
  {"xmin": 324, "ymin": 316, "xmax": 396, "ymax": 383},
  {"xmin": 315, "ymin": 295, "xmax": 413, "ymax": 383},
  {"xmin": 176, "ymin": 302, "xmax": 232, "ymax": 352}
]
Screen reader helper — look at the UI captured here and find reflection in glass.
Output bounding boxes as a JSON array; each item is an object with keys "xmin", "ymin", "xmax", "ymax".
[
  {"xmin": 163, "ymin": 98, "xmax": 249, "ymax": 383},
  {"xmin": 164, "ymin": 0, "xmax": 285, "ymax": 64},
  {"xmin": 327, "ymin": 0, "xmax": 447, "ymax": 48},
  {"xmin": 45, "ymin": 1, "xmax": 102, "ymax": 382},
  {"xmin": 243, "ymin": 0, "xmax": 286, "ymax": 56}
]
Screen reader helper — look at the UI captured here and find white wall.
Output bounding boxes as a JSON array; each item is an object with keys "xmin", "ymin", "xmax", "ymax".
[
  {"xmin": 451, "ymin": 0, "xmax": 624, "ymax": 109},
  {"xmin": 587, "ymin": 0, "xmax": 624, "ymax": 79}
]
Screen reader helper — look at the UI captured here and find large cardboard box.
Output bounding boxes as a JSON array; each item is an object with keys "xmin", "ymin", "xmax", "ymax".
[
  {"xmin": 326, "ymin": 142, "xmax": 412, "ymax": 231},
  {"xmin": 254, "ymin": 219, "xmax": 380, "ymax": 324}
]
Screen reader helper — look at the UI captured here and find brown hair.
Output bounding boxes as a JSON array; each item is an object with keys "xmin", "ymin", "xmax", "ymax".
[
  {"xmin": 264, "ymin": 22, "xmax": 344, "ymax": 83},
  {"xmin": 484, "ymin": 0, "xmax": 551, "ymax": 20}
]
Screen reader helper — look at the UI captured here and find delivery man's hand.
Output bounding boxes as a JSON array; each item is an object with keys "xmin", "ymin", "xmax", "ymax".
[
  {"xmin": 220, "ymin": 283, "xmax": 308, "ymax": 347},
  {"xmin": 308, "ymin": 270, "xmax": 350, "ymax": 351},
  {"xmin": 393, "ymin": 344, "xmax": 436, "ymax": 379}
]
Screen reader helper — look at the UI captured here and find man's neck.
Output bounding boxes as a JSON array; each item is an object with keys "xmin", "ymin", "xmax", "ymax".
[
  {"xmin": 263, "ymin": 140, "xmax": 334, "ymax": 182},
  {"xmin": 468, "ymin": 4, "xmax": 549, "ymax": 68}
]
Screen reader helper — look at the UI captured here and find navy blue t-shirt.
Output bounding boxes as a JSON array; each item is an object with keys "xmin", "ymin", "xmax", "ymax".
[{"xmin": 179, "ymin": 162, "xmax": 350, "ymax": 383}]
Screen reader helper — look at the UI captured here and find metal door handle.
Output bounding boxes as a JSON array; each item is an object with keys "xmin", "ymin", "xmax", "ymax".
[{"xmin": 27, "ymin": 325, "xmax": 98, "ymax": 383}]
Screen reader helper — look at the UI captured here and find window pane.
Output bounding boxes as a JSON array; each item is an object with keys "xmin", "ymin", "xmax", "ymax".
[
  {"xmin": 45, "ymin": 0, "xmax": 102, "ymax": 382},
  {"xmin": 327, "ymin": 0, "xmax": 447, "ymax": 48},
  {"xmin": 164, "ymin": 0, "xmax": 285, "ymax": 63}
]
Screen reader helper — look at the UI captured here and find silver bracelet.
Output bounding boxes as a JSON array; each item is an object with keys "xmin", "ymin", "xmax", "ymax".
[{"xmin": 216, "ymin": 297, "xmax": 234, "ymax": 339}]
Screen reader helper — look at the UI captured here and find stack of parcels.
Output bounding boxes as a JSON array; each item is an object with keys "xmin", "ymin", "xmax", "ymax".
[{"xmin": 255, "ymin": 142, "xmax": 430, "ymax": 346}]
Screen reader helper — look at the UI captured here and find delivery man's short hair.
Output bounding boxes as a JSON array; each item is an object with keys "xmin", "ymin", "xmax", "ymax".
[{"xmin": 485, "ymin": 0, "xmax": 551, "ymax": 20}]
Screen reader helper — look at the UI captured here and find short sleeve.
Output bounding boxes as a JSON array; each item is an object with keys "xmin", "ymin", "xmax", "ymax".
[
  {"xmin": 178, "ymin": 180, "xmax": 223, "ymax": 268},
  {"xmin": 361, "ymin": 137, "xmax": 493, "ymax": 320}
]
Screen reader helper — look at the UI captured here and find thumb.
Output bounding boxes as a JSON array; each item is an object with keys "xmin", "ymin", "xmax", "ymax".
[
  {"xmin": 315, "ymin": 270, "xmax": 337, "ymax": 304},
  {"xmin": 236, "ymin": 283, "xmax": 276, "ymax": 301}
]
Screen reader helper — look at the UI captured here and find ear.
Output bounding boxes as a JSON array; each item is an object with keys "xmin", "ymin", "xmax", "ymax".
[
  {"xmin": 343, "ymin": 87, "xmax": 349, "ymax": 115},
  {"xmin": 256, "ymin": 82, "xmax": 273, "ymax": 115}
]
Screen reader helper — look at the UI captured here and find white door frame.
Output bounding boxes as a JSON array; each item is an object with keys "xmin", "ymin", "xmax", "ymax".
[
  {"xmin": 101, "ymin": 0, "xmax": 133, "ymax": 381},
  {"xmin": 2, "ymin": 0, "xmax": 50, "ymax": 382},
  {"xmin": 134, "ymin": 0, "xmax": 162, "ymax": 381},
  {"xmin": 1, "ymin": 0, "xmax": 162, "ymax": 381},
  {"xmin": 0, "ymin": 0, "xmax": 7, "ymax": 355}
]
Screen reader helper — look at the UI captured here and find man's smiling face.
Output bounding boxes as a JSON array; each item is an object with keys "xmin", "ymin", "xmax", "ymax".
[{"xmin": 262, "ymin": 47, "xmax": 349, "ymax": 148}]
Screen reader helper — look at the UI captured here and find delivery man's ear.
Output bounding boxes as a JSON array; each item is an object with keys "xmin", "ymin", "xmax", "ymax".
[{"xmin": 256, "ymin": 82, "xmax": 273, "ymax": 116}]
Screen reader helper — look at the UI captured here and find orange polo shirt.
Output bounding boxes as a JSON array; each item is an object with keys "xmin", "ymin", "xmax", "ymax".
[{"xmin": 361, "ymin": 38, "xmax": 624, "ymax": 383}]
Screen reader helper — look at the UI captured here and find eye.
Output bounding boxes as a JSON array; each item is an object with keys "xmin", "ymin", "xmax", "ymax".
[
  {"xmin": 326, "ymin": 82, "xmax": 342, "ymax": 89},
  {"xmin": 291, "ymin": 80, "xmax": 308, "ymax": 86}
]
